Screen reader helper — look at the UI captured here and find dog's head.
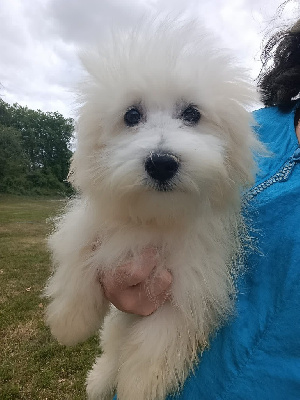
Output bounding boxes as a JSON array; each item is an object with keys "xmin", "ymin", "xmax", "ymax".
[{"xmin": 71, "ymin": 18, "xmax": 260, "ymax": 225}]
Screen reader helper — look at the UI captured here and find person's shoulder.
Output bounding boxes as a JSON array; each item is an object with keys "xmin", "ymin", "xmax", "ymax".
[
  {"xmin": 253, "ymin": 105, "xmax": 285, "ymax": 126},
  {"xmin": 252, "ymin": 102, "xmax": 298, "ymax": 144},
  {"xmin": 253, "ymin": 100, "xmax": 300, "ymax": 125}
]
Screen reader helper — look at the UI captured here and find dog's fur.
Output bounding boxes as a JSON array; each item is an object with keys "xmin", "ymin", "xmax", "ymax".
[{"xmin": 45, "ymin": 17, "xmax": 260, "ymax": 400}]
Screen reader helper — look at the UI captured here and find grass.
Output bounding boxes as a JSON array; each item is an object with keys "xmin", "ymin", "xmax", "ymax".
[{"xmin": 0, "ymin": 195, "xmax": 99, "ymax": 400}]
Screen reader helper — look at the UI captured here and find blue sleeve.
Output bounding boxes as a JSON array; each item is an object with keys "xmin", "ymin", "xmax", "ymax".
[{"xmin": 165, "ymin": 106, "xmax": 300, "ymax": 400}]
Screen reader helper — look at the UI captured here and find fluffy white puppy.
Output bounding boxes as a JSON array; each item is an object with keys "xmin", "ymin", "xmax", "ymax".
[{"xmin": 45, "ymin": 17, "xmax": 260, "ymax": 400}]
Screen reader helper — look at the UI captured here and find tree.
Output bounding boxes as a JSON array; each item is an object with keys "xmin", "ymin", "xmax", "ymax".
[
  {"xmin": 0, "ymin": 99, "xmax": 74, "ymax": 195},
  {"xmin": 0, "ymin": 124, "xmax": 29, "ymax": 193}
]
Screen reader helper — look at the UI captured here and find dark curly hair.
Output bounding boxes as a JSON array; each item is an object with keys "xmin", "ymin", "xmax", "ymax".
[{"xmin": 257, "ymin": 19, "xmax": 300, "ymax": 112}]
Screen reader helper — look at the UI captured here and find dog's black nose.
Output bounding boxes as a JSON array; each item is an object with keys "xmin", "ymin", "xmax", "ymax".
[{"xmin": 145, "ymin": 152, "xmax": 179, "ymax": 183}]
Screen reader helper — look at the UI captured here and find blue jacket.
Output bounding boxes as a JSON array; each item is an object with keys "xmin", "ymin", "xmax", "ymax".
[
  {"xmin": 115, "ymin": 103, "xmax": 300, "ymax": 399},
  {"xmin": 166, "ymin": 102, "xmax": 300, "ymax": 400}
]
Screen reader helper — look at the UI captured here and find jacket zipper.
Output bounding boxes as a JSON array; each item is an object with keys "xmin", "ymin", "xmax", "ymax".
[{"xmin": 244, "ymin": 146, "xmax": 300, "ymax": 202}]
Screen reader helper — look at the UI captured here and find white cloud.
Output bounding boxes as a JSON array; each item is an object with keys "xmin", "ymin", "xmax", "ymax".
[
  {"xmin": 47, "ymin": 0, "xmax": 152, "ymax": 46},
  {"xmin": 0, "ymin": 0, "xmax": 299, "ymax": 117},
  {"xmin": 0, "ymin": 0, "xmax": 79, "ymax": 116}
]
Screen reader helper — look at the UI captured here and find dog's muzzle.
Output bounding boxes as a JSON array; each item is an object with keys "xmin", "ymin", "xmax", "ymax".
[{"xmin": 144, "ymin": 152, "xmax": 180, "ymax": 190}]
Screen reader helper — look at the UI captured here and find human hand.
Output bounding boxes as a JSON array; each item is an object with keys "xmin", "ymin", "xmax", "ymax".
[{"xmin": 99, "ymin": 248, "xmax": 172, "ymax": 316}]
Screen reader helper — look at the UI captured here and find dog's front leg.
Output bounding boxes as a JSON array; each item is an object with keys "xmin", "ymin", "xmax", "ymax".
[
  {"xmin": 86, "ymin": 308, "xmax": 135, "ymax": 400},
  {"xmin": 45, "ymin": 263, "xmax": 109, "ymax": 346},
  {"xmin": 116, "ymin": 303, "xmax": 197, "ymax": 400},
  {"xmin": 45, "ymin": 204, "xmax": 109, "ymax": 345}
]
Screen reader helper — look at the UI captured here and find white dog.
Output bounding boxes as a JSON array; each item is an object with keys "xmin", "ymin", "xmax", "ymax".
[{"xmin": 45, "ymin": 17, "xmax": 260, "ymax": 400}]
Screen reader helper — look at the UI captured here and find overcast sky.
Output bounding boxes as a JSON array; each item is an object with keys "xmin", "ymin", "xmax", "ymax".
[{"xmin": 0, "ymin": 0, "xmax": 299, "ymax": 118}]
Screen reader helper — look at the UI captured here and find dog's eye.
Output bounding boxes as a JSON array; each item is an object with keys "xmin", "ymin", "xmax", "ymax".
[
  {"xmin": 124, "ymin": 107, "xmax": 142, "ymax": 127},
  {"xmin": 181, "ymin": 105, "xmax": 201, "ymax": 125}
]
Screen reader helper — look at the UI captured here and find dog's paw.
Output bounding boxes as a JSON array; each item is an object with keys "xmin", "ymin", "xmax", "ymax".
[
  {"xmin": 86, "ymin": 355, "xmax": 117, "ymax": 400},
  {"xmin": 117, "ymin": 358, "xmax": 174, "ymax": 400},
  {"xmin": 46, "ymin": 297, "xmax": 107, "ymax": 346}
]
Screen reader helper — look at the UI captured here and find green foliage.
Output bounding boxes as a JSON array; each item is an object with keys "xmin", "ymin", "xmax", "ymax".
[
  {"xmin": 0, "ymin": 99, "xmax": 74, "ymax": 196},
  {"xmin": 0, "ymin": 125, "xmax": 29, "ymax": 193}
]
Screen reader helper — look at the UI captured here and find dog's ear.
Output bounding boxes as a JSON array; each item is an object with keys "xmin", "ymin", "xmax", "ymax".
[
  {"xmin": 66, "ymin": 152, "xmax": 84, "ymax": 193},
  {"xmin": 67, "ymin": 144, "xmax": 90, "ymax": 193},
  {"xmin": 210, "ymin": 78, "xmax": 264, "ymax": 189},
  {"xmin": 67, "ymin": 155, "xmax": 76, "ymax": 186},
  {"xmin": 67, "ymin": 148, "xmax": 91, "ymax": 193},
  {"xmin": 224, "ymin": 113, "xmax": 261, "ymax": 188},
  {"xmin": 68, "ymin": 137, "xmax": 107, "ymax": 194}
]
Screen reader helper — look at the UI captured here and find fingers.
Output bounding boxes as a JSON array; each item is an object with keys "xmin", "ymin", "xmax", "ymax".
[
  {"xmin": 100, "ymin": 251, "xmax": 173, "ymax": 316},
  {"xmin": 138, "ymin": 274, "xmax": 172, "ymax": 316},
  {"xmin": 146, "ymin": 269, "xmax": 172, "ymax": 298},
  {"xmin": 124, "ymin": 276, "xmax": 172, "ymax": 316},
  {"xmin": 117, "ymin": 247, "xmax": 159, "ymax": 287}
]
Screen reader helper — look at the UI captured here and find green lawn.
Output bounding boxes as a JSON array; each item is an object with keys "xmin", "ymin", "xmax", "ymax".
[{"xmin": 0, "ymin": 196, "xmax": 99, "ymax": 400}]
